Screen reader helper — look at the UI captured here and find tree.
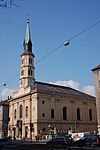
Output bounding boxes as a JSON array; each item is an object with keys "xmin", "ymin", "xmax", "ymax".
[{"xmin": 0, "ymin": 0, "xmax": 23, "ymax": 8}]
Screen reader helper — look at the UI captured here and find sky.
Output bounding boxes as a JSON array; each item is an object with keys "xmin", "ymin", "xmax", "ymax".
[{"xmin": 0, "ymin": 0, "xmax": 100, "ymax": 100}]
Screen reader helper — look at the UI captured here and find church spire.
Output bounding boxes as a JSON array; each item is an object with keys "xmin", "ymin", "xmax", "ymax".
[
  {"xmin": 25, "ymin": 17, "xmax": 31, "ymax": 44},
  {"xmin": 20, "ymin": 18, "xmax": 35, "ymax": 88},
  {"xmin": 23, "ymin": 17, "xmax": 32, "ymax": 52}
]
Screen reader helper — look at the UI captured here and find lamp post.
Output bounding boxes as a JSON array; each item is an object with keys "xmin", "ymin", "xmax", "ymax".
[
  {"xmin": 19, "ymin": 119, "xmax": 22, "ymax": 143},
  {"xmin": 17, "ymin": 119, "xmax": 22, "ymax": 143},
  {"xmin": 30, "ymin": 123, "xmax": 34, "ymax": 143}
]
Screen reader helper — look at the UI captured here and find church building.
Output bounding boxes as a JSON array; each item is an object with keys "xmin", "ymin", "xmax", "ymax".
[{"xmin": 8, "ymin": 19, "xmax": 97, "ymax": 139}]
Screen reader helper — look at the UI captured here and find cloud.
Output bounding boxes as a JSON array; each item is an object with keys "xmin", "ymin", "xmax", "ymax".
[
  {"xmin": 51, "ymin": 80, "xmax": 95, "ymax": 97},
  {"xmin": 82, "ymin": 85, "xmax": 95, "ymax": 97},
  {"xmin": 0, "ymin": 80, "xmax": 95, "ymax": 100},
  {"xmin": 1, "ymin": 88, "xmax": 14, "ymax": 100},
  {"xmin": 53, "ymin": 80, "xmax": 80, "ymax": 90}
]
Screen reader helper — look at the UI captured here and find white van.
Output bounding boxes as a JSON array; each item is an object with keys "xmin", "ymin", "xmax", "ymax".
[{"xmin": 71, "ymin": 132, "xmax": 90, "ymax": 142}]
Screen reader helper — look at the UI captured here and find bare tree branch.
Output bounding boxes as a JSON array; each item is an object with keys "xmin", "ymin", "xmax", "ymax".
[{"xmin": 0, "ymin": 0, "xmax": 23, "ymax": 8}]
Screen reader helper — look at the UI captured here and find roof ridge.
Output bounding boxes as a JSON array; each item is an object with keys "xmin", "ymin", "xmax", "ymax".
[{"xmin": 35, "ymin": 81, "xmax": 95, "ymax": 99}]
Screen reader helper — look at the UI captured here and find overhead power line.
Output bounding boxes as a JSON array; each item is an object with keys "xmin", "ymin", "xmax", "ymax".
[
  {"xmin": 0, "ymin": 74, "xmax": 19, "ymax": 88},
  {"xmin": 35, "ymin": 20, "xmax": 100, "ymax": 64},
  {"xmin": 68, "ymin": 20, "xmax": 100, "ymax": 41},
  {"xmin": 1, "ymin": 19, "xmax": 100, "ymax": 87},
  {"xmin": 35, "ymin": 44, "xmax": 64, "ymax": 65}
]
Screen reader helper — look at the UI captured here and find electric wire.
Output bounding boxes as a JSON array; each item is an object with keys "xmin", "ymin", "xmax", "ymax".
[
  {"xmin": 0, "ymin": 18, "xmax": 62, "ymax": 42},
  {"xmin": 68, "ymin": 20, "xmax": 100, "ymax": 41},
  {"xmin": 0, "ymin": 44, "xmax": 63, "ymax": 88},
  {"xmin": 35, "ymin": 44, "xmax": 63, "ymax": 65},
  {"xmin": 0, "ymin": 19, "xmax": 100, "ymax": 88}
]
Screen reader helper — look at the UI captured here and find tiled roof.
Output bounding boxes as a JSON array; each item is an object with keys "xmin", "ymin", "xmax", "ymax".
[
  {"xmin": 0, "ymin": 100, "xmax": 8, "ymax": 106},
  {"xmin": 34, "ymin": 81, "xmax": 95, "ymax": 99}
]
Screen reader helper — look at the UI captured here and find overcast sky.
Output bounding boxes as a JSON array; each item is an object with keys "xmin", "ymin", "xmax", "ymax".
[{"xmin": 0, "ymin": 0, "xmax": 100, "ymax": 100}]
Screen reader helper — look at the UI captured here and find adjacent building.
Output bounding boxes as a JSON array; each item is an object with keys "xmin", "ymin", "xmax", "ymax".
[
  {"xmin": 92, "ymin": 65, "xmax": 100, "ymax": 133},
  {"xmin": 8, "ymin": 18, "xmax": 97, "ymax": 139},
  {"xmin": 0, "ymin": 99, "xmax": 9, "ymax": 137}
]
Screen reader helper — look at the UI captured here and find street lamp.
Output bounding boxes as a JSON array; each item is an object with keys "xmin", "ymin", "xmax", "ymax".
[{"xmin": 64, "ymin": 41, "xmax": 70, "ymax": 46}]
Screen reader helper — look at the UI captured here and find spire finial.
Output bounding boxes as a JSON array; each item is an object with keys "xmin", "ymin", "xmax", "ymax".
[{"xmin": 27, "ymin": 15, "xmax": 29, "ymax": 23}]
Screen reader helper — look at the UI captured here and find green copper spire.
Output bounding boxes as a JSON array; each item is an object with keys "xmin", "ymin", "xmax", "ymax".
[
  {"xmin": 23, "ymin": 17, "xmax": 32, "ymax": 52},
  {"xmin": 25, "ymin": 17, "xmax": 31, "ymax": 44}
]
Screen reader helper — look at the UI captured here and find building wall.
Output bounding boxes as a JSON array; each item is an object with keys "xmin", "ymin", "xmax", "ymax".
[
  {"xmin": 92, "ymin": 69, "xmax": 100, "ymax": 132},
  {"xmin": 37, "ymin": 92, "xmax": 97, "ymax": 134},
  {"xmin": 8, "ymin": 90, "xmax": 97, "ymax": 139},
  {"xmin": 0, "ymin": 106, "xmax": 3, "ymax": 131},
  {"xmin": 3, "ymin": 105, "xmax": 9, "ymax": 132},
  {"xmin": 0, "ymin": 103, "xmax": 9, "ymax": 137}
]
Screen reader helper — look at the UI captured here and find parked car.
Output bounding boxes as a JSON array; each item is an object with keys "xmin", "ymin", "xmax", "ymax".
[
  {"xmin": 65, "ymin": 134, "xmax": 74, "ymax": 145},
  {"xmin": 47, "ymin": 135, "xmax": 73, "ymax": 147},
  {"xmin": 95, "ymin": 135, "xmax": 100, "ymax": 147},
  {"xmin": 74, "ymin": 134, "xmax": 97, "ymax": 147}
]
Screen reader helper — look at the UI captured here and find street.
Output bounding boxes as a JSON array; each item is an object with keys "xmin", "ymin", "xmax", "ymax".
[{"xmin": 0, "ymin": 140, "xmax": 100, "ymax": 150}]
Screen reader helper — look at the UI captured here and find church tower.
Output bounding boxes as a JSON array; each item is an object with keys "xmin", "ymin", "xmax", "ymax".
[
  {"xmin": 92, "ymin": 65, "xmax": 100, "ymax": 132},
  {"xmin": 20, "ymin": 18, "xmax": 35, "ymax": 88}
]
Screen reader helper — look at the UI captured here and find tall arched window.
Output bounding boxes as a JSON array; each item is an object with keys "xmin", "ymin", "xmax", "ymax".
[
  {"xmin": 77, "ymin": 108, "xmax": 81, "ymax": 121},
  {"xmin": 21, "ymin": 69, "xmax": 24, "ymax": 76},
  {"xmin": 28, "ymin": 68, "xmax": 32, "ymax": 76},
  {"xmin": 29, "ymin": 57, "xmax": 32, "ymax": 64},
  {"xmin": 89, "ymin": 109, "xmax": 92, "ymax": 121},
  {"xmin": 51, "ymin": 109, "xmax": 54, "ymax": 119},
  {"xmin": 28, "ymin": 69, "xmax": 30, "ymax": 75},
  {"xmin": 31, "ymin": 70, "xmax": 32, "ymax": 76},
  {"xmin": 63, "ymin": 107, "xmax": 67, "ymax": 120},
  {"xmin": 26, "ymin": 106, "xmax": 28, "ymax": 117},
  {"xmin": 19, "ymin": 105, "xmax": 23, "ymax": 118}
]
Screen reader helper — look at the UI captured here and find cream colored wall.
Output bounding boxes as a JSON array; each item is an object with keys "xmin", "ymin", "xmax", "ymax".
[
  {"xmin": 8, "ymin": 91, "xmax": 97, "ymax": 139},
  {"xmin": 8, "ymin": 92, "xmax": 38, "ymax": 138},
  {"xmin": 37, "ymin": 93, "xmax": 97, "ymax": 134}
]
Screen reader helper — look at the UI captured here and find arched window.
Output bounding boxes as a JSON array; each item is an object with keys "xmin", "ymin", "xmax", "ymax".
[
  {"xmin": 26, "ymin": 106, "xmax": 28, "ymax": 117},
  {"xmin": 63, "ymin": 107, "xmax": 67, "ymax": 120},
  {"xmin": 14, "ymin": 109, "xmax": 16, "ymax": 119},
  {"xmin": 21, "ymin": 69, "xmax": 24, "ymax": 76},
  {"xmin": 29, "ymin": 58, "xmax": 31, "ymax": 64},
  {"xmin": 28, "ymin": 69, "xmax": 30, "ymax": 75},
  {"xmin": 89, "ymin": 109, "xmax": 92, "ymax": 121},
  {"xmin": 19, "ymin": 105, "xmax": 23, "ymax": 118},
  {"xmin": 31, "ymin": 70, "xmax": 32, "ymax": 76},
  {"xmin": 28, "ymin": 69, "xmax": 32, "ymax": 76},
  {"xmin": 42, "ymin": 113, "xmax": 45, "ymax": 117},
  {"xmin": 51, "ymin": 109, "xmax": 54, "ymax": 119},
  {"xmin": 29, "ymin": 58, "xmax": 32, "ymax": 64},
  {"xmin": 77, "ymin": 108, "xmax": 81, "ymax": 121}
]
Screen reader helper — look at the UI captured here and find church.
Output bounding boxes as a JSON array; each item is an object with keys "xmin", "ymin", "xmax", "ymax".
[{"xmin": 8, "ymin": 19, "xmax": 97, "ymax": 139}]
